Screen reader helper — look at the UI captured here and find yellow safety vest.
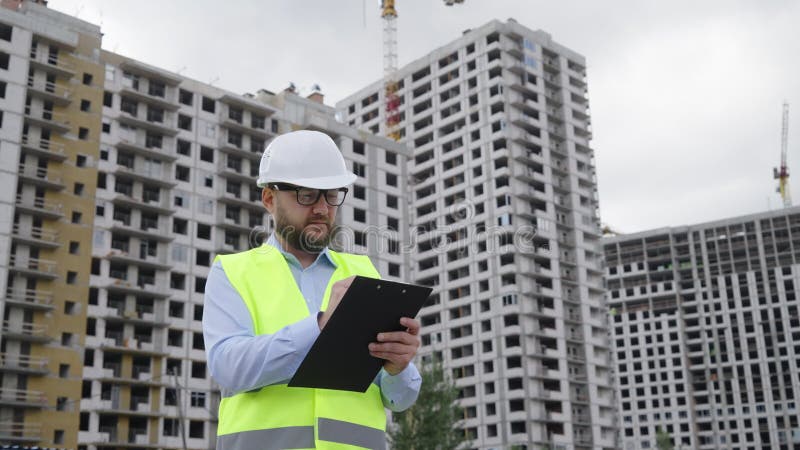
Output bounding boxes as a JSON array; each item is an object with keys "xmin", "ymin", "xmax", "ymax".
[{"xmin": 214, "ymin": 245, "xmax": 386, "ymax": 450}]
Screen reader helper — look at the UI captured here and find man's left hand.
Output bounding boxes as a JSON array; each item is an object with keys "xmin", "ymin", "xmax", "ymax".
[{"xmin": 369, "ymin": 317, "xmax": 421, "ymax": 375}]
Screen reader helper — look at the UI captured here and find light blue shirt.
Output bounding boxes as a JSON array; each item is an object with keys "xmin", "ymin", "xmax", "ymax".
[{"xmin": 203, "ymin": 234, "xmax": 421, "ymax": 411}]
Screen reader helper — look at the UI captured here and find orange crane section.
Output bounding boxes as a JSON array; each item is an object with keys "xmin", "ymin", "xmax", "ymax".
[{"xmin": 774, "ymin": 102, "xmax": 791, "ymax": 207}]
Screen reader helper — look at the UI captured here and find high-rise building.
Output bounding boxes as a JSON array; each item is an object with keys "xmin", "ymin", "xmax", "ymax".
[
  {"xmin": 0, "ymin": 1, "xmax": 103, "ymax": 447},
  {"xmin": 604, "ymin": 207, "xmax": 800, "ymax": 450},
  {"xmin": 1, "ymin": 3, "xmax": 411, "ymax": 449},
  {"xmin": 339, "ymin": 18, "xmax": 616, "ymax": 450}
]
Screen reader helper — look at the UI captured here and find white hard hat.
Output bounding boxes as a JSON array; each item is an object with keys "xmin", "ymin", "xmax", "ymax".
[{"xmin": 256, "ymin": 130, "xmax": 357, "ymax": 189}]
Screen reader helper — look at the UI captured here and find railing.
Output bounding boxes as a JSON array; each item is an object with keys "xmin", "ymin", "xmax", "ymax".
[
  {"xmin": 2, "ymin": 320, "xmax": 49, "ymax": 337},
  {"xmin": 24, "ymin": 106, "xmax": 70, "ymax": 127},
  {"xmin": 0, "ymin": 352, "xmax": 48, "ymax": 371},
  {"xmin": 0, "ymin": 387, "xmax": 47, "ymax": 406},
  {"xmin": 30, "ymin": 51, "xmax": 76, "ymax": 72},
  {"xmin": 17, "ymin": 163, "xmax": 63, "ymax": 185},
  {"xmin": 7, "ymin": 255, "xmax": 58, "ymax": 275},
  {"xmin": 14, "ymin": 194, "xmax": 63, "ymax": 215},
  {"xmin": 20, "ymin": 135, "xmax": 66, "ymax": 156},
  {"xmin": 0, "ymin": 421, "xmax": 42, "ymax": 440},
  {"xmin": 4, "ymin": 288, "xmax": 54, "ymax": 307},
  {"xmin": 26, "ymin": 76, "xmax": 71, "ymax": 100},
  {"xmin": 11, "ymin": 224, "xmax": 58, "ymax": 243}
]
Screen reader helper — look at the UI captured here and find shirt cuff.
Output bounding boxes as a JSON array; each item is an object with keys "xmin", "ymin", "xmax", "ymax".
[{"xmin": 286, "ymin": 314, "xmax": 322, "ymax": 375}]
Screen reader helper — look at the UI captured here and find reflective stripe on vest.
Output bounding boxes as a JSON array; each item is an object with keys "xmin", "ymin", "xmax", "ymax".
[
  {"xmin": 216, "ymin": 419, "xmax": 386, "ymax": 450},
  {"xmin": 214, "ymin": 245, "xmax": 386, "ymax": 450}
]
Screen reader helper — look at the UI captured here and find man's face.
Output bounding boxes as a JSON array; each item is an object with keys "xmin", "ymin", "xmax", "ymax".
[{"xmin": 264, "ymin": 187, "xmax": 338, "ymax": 253}]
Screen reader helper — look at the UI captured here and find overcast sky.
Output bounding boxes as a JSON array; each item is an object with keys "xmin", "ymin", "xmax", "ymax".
[{"xmin": 50, "ymin": 0, "xmax": 800, "ymax": 233}]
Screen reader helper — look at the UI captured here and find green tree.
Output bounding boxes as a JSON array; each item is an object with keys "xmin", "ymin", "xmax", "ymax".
[
  {"xmin": 388, "ymin": 362, "xmax": 470, "ymax": 450},
  {"xmin": 656, "ymin": 427, "xmax": 674, "ymax": 450}
]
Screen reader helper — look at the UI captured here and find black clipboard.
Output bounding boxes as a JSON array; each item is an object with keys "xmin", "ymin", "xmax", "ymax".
[{"xmin": 288, "ymin": 276, "xmax": 432, "ymax": 392}]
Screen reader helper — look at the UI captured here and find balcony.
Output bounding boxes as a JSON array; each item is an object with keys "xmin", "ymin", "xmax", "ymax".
[
  {"xmin": 99, "ymin": 335, "xmax": 169, "ymax": 357},
  {"xmin": 0, "ymin": 353, "xmax": 48, "ymax": 376},
  {"xmin": 17, "ymin": 163, "xmax": 65, "ymax": 190},
  {"xmin": 30, "ymin": 50, "xmax": 75, "ymax": 77},
  {"xmin": 116, "ymin": 133, "xmax": 177, "ymax": 162},
  {"xmin": 113, "ymin": 160, "xmax": 177, "ymax": 188},
  {"xmin": 0, "ymin": 387, "xmax": 47, "ymax": 408},
  {"xmin": 218, "ymin": 133, "xmax": 262, "ymax": 161},
  {"xmin": 26, "ymin": 76, "xmax": 71, "ymax": 105},
  {"xmin": 216, "ymin": 183, "xmax": 260, "ymax": 210},
  {"xmin": 8, "ymin": 255, "xmax": 58, "ymax": 279},
  {"xmin": 111, "ymin": 191, "xmax": 175, "ymax": 215},
  {"xmin": 117, "ymin": 108, "xmax": 179, "ymax": 136},
  {"xmin": 24, "ymin": 106, "xmax": 71, "ymax": 134},
  {"xmin": 110, "ymin": 217, "xmax": 174, "ymax": 242},
  {"xmin": 1, "ymin": 320, "xmax": 51, "ymax": 343},
  {"xmin": 219, "ymin": 110, "xmax": 270, "ymax": 139},
  {"xmin": 105, "ymin": 278, "xmax": 171, "ymax": 299},
  {"xmin": 0, "ymin": 421, "xmax": 42, "ymax": 443},
  {"xmin": 4, "ymin": 288, "xmax": 55, "ymax": 310},
  {"xmin": 20, "ymin": 135, "xmax": 68, "ymax": 161},
  {"xmin": 217, "ymin": 157, "xmax": 254, "ymax": 183},
  {"xmin": 11, "ymin": 224, "xmax": 60, "ymax": 249},
  {"xmin": 103, "ymin": 306, "xmax": 170, "ymax": 328},
  {"xmin": 105, "ymin": 248, "xmax": 171, "ymax": 271}
]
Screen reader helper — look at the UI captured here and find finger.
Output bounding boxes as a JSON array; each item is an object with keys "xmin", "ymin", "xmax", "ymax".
[
  {"xmin": 369, "ymin": 350, "xmax": 412, "ymax": 364},
  {"xmin": 400, "ymin": 317, "xmax": 421, "ymax": 335},
  {"xmin": 377, "ymin": 331, "xmax": 419, "ymax": 345},
  {"xmin": 369, "ymin": 342, "xmax": 414, "ymax": 355}
]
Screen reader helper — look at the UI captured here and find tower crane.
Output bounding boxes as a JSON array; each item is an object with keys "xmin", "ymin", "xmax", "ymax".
[
  {"xmin": 774, "ymin": 102, "xmax": 791, "ymax": 207},
  {"xmin": 380, "ymin": 0, "xmax": 465, "ymax": 141}
]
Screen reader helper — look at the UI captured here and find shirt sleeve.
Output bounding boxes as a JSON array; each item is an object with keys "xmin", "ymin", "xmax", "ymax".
[
  {"xmin": 377, "ymin": 362, "xmax": 422, "ymax": 412},
  {"xmin": 203, "ymin": 261, "xmax": 321, "ymax": 394}
]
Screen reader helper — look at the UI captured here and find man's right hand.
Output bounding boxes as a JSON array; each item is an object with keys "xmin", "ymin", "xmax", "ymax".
[{"xmin": 317, "ymin": 276, "xmax": 356, "ymax": 330}]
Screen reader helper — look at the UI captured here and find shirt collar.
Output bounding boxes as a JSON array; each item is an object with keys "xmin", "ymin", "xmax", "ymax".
[{"xmin": 265, "ymin": 233, "xmax": 336, "ymax": 269}]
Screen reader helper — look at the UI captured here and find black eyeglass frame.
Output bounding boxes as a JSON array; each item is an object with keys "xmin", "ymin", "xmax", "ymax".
[{"xmin": 269, "ymin": 183, "xmax": 349, "ymax": 207}]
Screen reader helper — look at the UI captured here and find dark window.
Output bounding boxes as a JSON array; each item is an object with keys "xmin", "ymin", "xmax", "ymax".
[
  {"xmin": 0, "ymin": 51, "xmax": 9, "ymax": 70},
  {"xmin": 173, "ymin": 218, "xmax": 188, "ymax": 234},
  {"xmin": 103, "ymin": 91, "xmax": 113, "ymax": 107},
  {"xmin": 354, "ymin": 208, "xmax": 366, "ymax": 223},
  {"xmin": 197, "ymin": 223, "xmax": 211, "ymax": 239},
  {"xmin": 82, "ymin": 72, "xmax": 93, "ymax": 85},
  {"xmin": 178, "ymin": 114, "xmax": 192, "ymax": 130},
  {"xmin": 354, "ymin": 185, "xmax": 366, "ymax": 200},
  {"xmin": 0, "ymin": 81, "xmax": 6, "ymax": 98},
  {"xmin": 189, "ymin": 420, "xmax": 204, "ymax": 438},
  {"xmin": 175, "ymin": 165, "xmax": 190, "ymax": 181},
  {"xmin": 78, "ymin": 127, "xmax": 89, "ymax": 140},
  {"xmin": 179, "ymin": 89, "xmax": 193, "ymax": 105},
  {"xmin": 177, "ymin": 139, "xmax": 191, "ymax": 156},
  {"xmin": 385, "ymin": 151, "xmax": 397, "ymax": 165},
  {"xmin": 80, "ymin": 99, "xmax": 91, "ymax": 112},
  {"xmin": 200, "ymin": 146, "xmax": 214, "ymax": 162},
  {"xmin": 0, "ymin": 23, "xmax": 12, "ymax": 42},
  {"xmin": 202, "ymin": 96, "xmax": 215, "ymax": 113},
  {"xmin": 353, "ymin": 140, "xmax": 365, "ymax": 155}
]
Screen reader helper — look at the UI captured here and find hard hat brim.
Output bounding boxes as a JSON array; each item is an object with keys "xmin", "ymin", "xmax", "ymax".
[{"xmin": 258, "ymin": 172, "xmax": 357, "ymax": 190}]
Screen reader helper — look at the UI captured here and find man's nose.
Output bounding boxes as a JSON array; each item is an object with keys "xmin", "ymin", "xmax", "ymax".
[{"xmin": 311, "ymin": 194, "xmax": 330, "ymax": 213}]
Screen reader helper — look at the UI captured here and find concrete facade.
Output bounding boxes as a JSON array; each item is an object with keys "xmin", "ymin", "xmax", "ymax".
[
  {"xmin": 0, "ymin": 1, "xmax": 102, "ymax": 447},
  {"xmin": 605, "ymin": 207, "xmax": 800, "ymax": 450},
  {"xmin": 339, "ymin": 18, "xmax": 616, "ymax": 450}
]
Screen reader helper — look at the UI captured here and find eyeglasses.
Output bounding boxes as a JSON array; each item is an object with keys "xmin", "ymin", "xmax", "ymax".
[{"xmin": 270, "ymin": 183, "xmax": 348, "ymax": 206}]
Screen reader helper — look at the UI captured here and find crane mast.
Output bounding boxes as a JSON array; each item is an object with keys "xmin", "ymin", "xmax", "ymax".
[
  {"xmin": 380, "ymin": 0, "xmax": 465, "ymax": 141},
  {"xmin": 381, "ymin": 0, "xmax": 401, "ymax": 141},
  {"xmin": 774, "ymin": 102, "xmax": 791, "ymax": 207}
]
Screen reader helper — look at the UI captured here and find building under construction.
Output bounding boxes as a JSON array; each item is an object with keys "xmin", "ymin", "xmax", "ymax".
[
  {"xmin": 605, "ymin": 207, "xmax": 800, "ymax": 449},
  {"xmin": 339, "ymin": 18, "xmax": 617, "ymax": 450},
  {"xmin": 0, "ymin": 2, "xmax": 411, "ymax": 449}
]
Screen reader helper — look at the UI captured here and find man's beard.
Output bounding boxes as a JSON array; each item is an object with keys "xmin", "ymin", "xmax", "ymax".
[{"xmin": 274, "ymin": 203, "xmax": 332, "ymax": 253}]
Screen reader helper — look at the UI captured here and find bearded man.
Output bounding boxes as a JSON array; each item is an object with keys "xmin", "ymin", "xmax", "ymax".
[{"xmin": 202, "ymin": 130, "xmax": 421, "ymax": 450}]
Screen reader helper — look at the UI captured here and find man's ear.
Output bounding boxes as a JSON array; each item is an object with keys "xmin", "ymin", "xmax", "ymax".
[{"xmin": 262, "ymin": 187, "xmax": 275, "ymax": 214}]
